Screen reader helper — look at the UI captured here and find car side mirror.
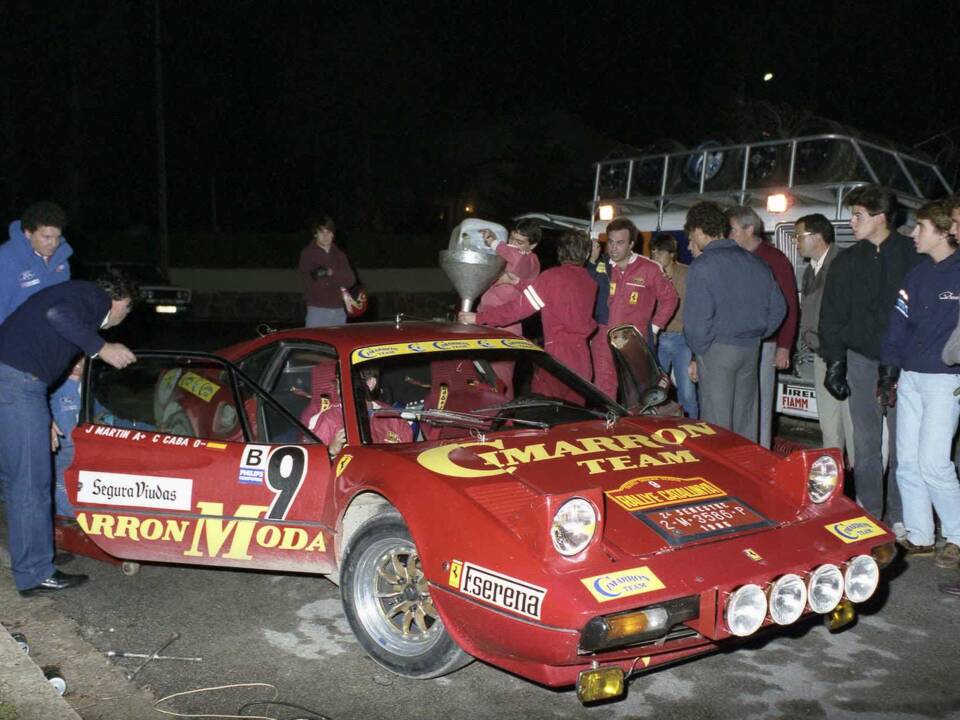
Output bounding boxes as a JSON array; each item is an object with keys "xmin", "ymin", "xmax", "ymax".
[{"xmin": 608, "ymin": 324, "xmax": 667, "ymax": 414}]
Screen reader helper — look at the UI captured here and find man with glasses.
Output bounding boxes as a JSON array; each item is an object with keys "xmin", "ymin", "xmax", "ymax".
[
  {"xmin": 794, "ymin": 213, "xmax": 854, "ymax": 469},
  {"xmin": 819, "ymin": 185, "xmax": 919, "ymax": 531}
]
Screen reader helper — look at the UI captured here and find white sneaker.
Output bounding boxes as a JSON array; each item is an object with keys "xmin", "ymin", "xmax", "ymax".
[{"xmin": 892, "ymin": 522, "xmax": 907, "ymax": 540}]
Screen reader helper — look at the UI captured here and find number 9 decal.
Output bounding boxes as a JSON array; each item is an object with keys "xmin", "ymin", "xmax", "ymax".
[{"xmin": 265, "ymin": 446, "xmax": 308, "ymax": 520}]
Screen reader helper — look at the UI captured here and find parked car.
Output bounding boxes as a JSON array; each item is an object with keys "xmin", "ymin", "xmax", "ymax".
[
  {"xmin": 59, "ymin": 320, "xmax": 894, "ymax": 704},
  {"xmin": 76, "ymin": 262, "xmax": 192, "ymax": 316}
]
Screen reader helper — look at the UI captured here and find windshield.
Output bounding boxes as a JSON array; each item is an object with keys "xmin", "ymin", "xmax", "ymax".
[{"xmin": 350, "ymin": 345, "xmax": 623, "ymax": 445}]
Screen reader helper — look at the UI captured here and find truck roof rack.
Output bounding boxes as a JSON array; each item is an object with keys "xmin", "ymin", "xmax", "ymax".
[{"xmin": 591, "ymin": 134, "xmax": 952, "ymax": 228}]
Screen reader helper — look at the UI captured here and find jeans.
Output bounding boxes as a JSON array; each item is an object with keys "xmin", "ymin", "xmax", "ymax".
[
  {"xmin": 305, "ymin": 305, "xmax": 346, "ymax": 327},
  {"xmin": 0, "ymin": 362, "xmax": 55, "ymax": 590},
  {"xmin": 658, "ymin": 331, "xmax": 698, "ymax": 418},
  {"xmin": 53, "ymin": 441, "xmax": 75, "ymax": 517},
  {"xmin": 895, "ymin": 371, "xmax": 960, "ymax": 546},
  {"xmin": 847, "ymin": 350, "xmax": 900, "ymax": 523}
]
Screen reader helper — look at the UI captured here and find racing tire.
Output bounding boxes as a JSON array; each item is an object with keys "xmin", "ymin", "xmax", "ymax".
[
  {"xmin": 793, "ymin": 117, "xmax": 858, "ymax": 184},
  {"xmin": 340, "ymin": 511, "xmax": 472, "ymax": 679}
]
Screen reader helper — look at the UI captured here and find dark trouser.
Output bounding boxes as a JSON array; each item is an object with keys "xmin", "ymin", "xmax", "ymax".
[
  {"xmin": 0, "ymin": 362, "xmax": 55, "ymax": 589},
  {"xmin": 847, "ymin": 350, "xmax": 901, "ymax": 523},
  {"xmin": 697, "ymin": 341, "xmax": 761, "ymax": 442}
]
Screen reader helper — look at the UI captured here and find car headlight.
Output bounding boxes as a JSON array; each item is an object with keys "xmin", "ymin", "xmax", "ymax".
[
  {"xmin": 551, "ymin": 498, "xmax": 597, "ymax": 556},
  {"xmin": 808, "ymin": 455, "xmax": 839, "ymax": 503},
  {"xmin": 725, "ymin": 584, "xmax": 767, "ymax": 637},
  {"xmin": 768, "ymin": 573, "xmax": 807, "ymax": 625},
  {"xmin": 807, "ymin": 564, "xmax": 844, "ymax": 613},
  {"xmin": 844, "ymin": 555, "xmax": 879, "ymax": 603}
]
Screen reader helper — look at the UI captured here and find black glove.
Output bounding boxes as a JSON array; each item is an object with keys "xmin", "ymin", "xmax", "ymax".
[
  {"xmin": 824, "ymin": 360, "xmax": 850, "ymax": 400},
  {"xmin": 310, "ymin": 265, "xmax": 330, "ymax": 281},
  {"xmin": 877, "ymin": 364, "xmax": 900, "ymax": 414}
]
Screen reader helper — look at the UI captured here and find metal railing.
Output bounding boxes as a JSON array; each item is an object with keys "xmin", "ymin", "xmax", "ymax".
[{"xmin": 591, "ymin": 134, "xmax": 952, "ymax": 222}]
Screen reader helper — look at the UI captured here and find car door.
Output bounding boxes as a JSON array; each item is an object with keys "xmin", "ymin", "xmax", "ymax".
[{"xmin": 66, "ymin": 351, "xmax": 336, "ymax": 575}]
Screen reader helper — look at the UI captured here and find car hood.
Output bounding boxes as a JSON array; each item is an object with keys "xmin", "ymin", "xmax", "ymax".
[{"xmin": 388, "ymin": 417, "xmax": 801, "ymax": 557}]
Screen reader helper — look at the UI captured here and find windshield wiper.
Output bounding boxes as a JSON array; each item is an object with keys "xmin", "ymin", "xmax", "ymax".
[
  {"xmin": 479, "ymin": 398, "xmax": 617, "ymax": 421},
  {"xmin": 371, "ymin": 406, "xmax": 550, "ymax": 430}
]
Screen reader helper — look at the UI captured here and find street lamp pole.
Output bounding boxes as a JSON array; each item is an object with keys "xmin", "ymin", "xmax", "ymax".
[{"xmin": 154, "ymin": 0, "xmax": 169, "ymax": 275}]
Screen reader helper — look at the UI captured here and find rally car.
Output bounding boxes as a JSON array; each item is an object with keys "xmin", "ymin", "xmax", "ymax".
[{"xmin": 61, "ymin": 320, "xmax": 895, "ymax": 703}]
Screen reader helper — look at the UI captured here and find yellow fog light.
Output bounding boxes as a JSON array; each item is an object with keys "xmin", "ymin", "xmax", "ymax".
[
  {"xmin": 872, "ymin": 541, "xmax": 896, "ymax": 569},
  {"xmin": 824, "ymin": 599, "xmax": 856, "ymax": 631},
  {"xmin": 155, "ymin": 305, "xmax": 178, "ymax": 314},
  {"xmin": 577, "ymin": 667, "xmax": 625, "ymax": 704}
]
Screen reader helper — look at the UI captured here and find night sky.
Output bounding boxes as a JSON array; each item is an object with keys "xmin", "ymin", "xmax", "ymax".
[{"xmin": 3, "ymin": 1, "xmax": 960, "ymax": 243}]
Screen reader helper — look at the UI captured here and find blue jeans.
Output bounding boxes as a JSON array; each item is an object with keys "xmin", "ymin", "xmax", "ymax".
[
  {"xmin": 305, "ymin": 306, "xmax": 346, "ymax": 327},
  {"xmin": 895, "ymin": 371, "xmax": 960, "ymax": 546},
  {"xmin": 0, "ymin": 362, "xmax": 55, "ymax": 589},
  {"xmin": 658, "ymin": 331, "xmax": 698, "ymax": 418},
  {"xmin": 54, "ymin": 441, "xmax": 75, "ymax": 517}
]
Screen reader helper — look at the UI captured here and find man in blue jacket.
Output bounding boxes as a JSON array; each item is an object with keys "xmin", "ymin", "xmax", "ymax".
[
  {"xmin": 880, "ymin": 201, "xmax": 960, "ymax": 569},
  {"xmin": 0, "ymin": 202, "xmax": 72, "ymax": 324},
  {"xmin": 682, "ymin": 202, "xmax": 786, "ymax": 441},
  {"xmin": 0, "ymin": 203, "xmax": 72, "ymax": 504},
  {"xmin": 0, "ymin": 272, "xmax": 137, "ymax": 596}
]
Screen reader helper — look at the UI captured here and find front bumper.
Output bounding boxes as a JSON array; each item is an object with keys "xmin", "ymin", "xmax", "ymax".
[{"xmin": 429, "ymin": 512, "xmax": 893, "ymax": 688}]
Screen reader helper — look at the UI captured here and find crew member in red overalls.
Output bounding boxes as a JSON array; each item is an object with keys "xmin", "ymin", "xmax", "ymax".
[
  {"xmin": 460, "ymin": 231, "xmax": 597, "ymax": 402},
  {"xmin": 476, "ymin": 220, "xmax": 541, "ymax": 394},
  {"xmin": 593, "ymin": 217, "xmax": 678, "ymax": 399}
]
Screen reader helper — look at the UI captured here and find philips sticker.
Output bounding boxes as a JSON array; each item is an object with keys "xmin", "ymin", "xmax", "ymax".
[
  {"xmin": 448, "ymin": 560, "xmax": 546, "ymax": 620},
  {"xmin": 239, "ymin": 444, "xmax": 271, "ymax": 484},
  {"xmin": 77, "ymin": 471, "xmax": 193, "ymax": 511},
  {"xmin": 825, "ymin": 516, "xmax": 886, "ymax": 543},
  {"xmin": 581, "ymin": 566, "xmax": 665, "ymax": 603}
]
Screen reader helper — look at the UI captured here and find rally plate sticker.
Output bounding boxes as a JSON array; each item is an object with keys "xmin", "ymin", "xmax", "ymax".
[{"xmin": 637, "ymin": 497, "xmax": 771, "ymax": 546}]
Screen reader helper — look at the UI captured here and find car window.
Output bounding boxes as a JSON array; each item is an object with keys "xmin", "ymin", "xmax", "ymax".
[
  {"xmin": 351, "ymin": 348, "xmax": 619, "ymax": 445},
  {"xmin": 237, "ymin": 344, "xmax": 278, "ymax": 385},
  {"xmin": 85, "ymin": 354, "xmax": 317, "ymax": 445},
  {"xmin": 266, "ymin": 348, "xmax": 341, "ymax": 442}
]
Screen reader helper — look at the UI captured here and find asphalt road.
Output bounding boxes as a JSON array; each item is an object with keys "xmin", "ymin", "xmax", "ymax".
[
  {"xmin": 26, "ymin": 549, "xmax": 960, "ymax": 719},
  {"xmin": 6, "ymin": 318, "xmax": 960, "ymax": 719}
]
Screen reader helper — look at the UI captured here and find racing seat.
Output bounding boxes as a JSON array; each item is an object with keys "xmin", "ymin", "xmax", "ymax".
[
  {"xmin": 421, "ymin": 359, "xmax": 504, "ymax": 440},
  {"xmin": 300, "ymin": 360, "xmax": 340, "ymax": 431}
]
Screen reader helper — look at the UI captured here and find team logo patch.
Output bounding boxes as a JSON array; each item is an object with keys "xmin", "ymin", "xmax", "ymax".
[
  {"xmin": 825, "ymin": 516, "xmax": 886, "ymax": 543},
  {"xmin": 335, "ymin": 454, "xmax": 353, "ymax": 477},
  {"xmin": 448, "ymin": 560, "xmax": 546, "ymax": 620},
  {"xmin": 581, "ymin": 566, "xmax": 665, "ymax": 603},
  {"xmin": 177, "ymin": 371, "xmax": 221, "ymax": 402}
]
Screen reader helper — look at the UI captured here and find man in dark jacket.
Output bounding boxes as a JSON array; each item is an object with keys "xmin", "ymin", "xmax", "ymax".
[
  {"xmin": 795, "ymin": 213, "xmax": 854, "ymax": 468},
  {"xmin": 683, "ymin": 202, "xmax": 786, "ymax": 441},
  {"xmin": 298, "ymin": 215, "xmax": 356, "ymax": 327},
  {"xmin": 727, "ymin": 206, "xmax": 799, "ymax": 449},
  {"xmin": 819, "ymin": 185, "xmax": 920, "ymax": 526},
  {"xmin": 880, "ymin": 201, "xmax": 960, "ymax": 567},
  {"xmin": 0, "ymin": 272, "xmax": 137, "ymax": 596}
]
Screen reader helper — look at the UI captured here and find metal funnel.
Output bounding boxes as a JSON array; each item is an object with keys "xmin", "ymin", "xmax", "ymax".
[{"xmin": 440, "ymin": 249, "xmax": 506, "ymax": 312}]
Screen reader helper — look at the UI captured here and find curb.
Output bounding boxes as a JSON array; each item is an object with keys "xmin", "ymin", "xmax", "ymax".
[{"xmin": 0, "ymin": 620, "xmax": 83, "ymax": 720}]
